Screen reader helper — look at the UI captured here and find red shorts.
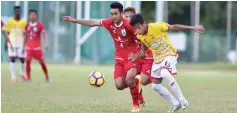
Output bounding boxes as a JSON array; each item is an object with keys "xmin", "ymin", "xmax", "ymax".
[
  {"xmin": 113, "ymin": 59, "xmax": 142, "ymax": 79},
  {"xmin": 140, "ymin": 58, "xmax": 153, "ymax": 76},
  {"xmin": 26, "ymin": 49, "xmax": 44, "ymax": 60}
]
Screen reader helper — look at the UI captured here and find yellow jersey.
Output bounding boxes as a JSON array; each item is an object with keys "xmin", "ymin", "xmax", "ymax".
[
  {"xmin": 137, "ymin": 22, "xmax": 178, "ymax": 63},
  {"xmin": 5, "ymin": 18, "xmax": 27, "ymax": 47}
]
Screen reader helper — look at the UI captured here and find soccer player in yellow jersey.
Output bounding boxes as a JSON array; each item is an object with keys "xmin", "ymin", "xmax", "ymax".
[
  {"xmin": 5, "ymin": 6, "xmax": 28, "ymax": 83},
  {"xmin": 130, "ymin": 13, "xmax": 205, "ymax": 113}
]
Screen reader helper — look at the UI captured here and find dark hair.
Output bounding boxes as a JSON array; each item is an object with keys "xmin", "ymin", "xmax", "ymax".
[
  {"xmin": 14, "ymin": 6, "xmax": 21, "ymax": 10},
  {"xmin": 110, "ymin": 2, "xmax": 123, "ymax": 12},
  {"xmin": 124, "ymin": 7, "xmax": 136, "ymax": 14},
  {"xmin": 28, "ymin": 9, "xmax": 38, "ymax": 15},
  {"xmin": 130, "ymin": 13, "xmax": 145, "ymax": 26}
]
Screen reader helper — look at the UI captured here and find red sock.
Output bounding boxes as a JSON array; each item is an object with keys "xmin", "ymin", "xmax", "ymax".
[
  {"xmin": 129, "ymin": 84, "xmax": 139, "ymax": 106},
  {"xmin": 26, "ymin": 59, "xmax": 31, "ymax": 80},
  {"xmin": 135, "ymin": 78, "xmax": 139, "ymax": 84},
  {"xmin": 39, "ymin": 60, "xmax": 48, "ymax": 79}
]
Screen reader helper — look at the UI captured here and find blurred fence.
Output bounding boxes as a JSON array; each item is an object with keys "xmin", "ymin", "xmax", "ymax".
[{"xmin": 1, "ymin": 1, "xmax": 237, "ymax": 64}]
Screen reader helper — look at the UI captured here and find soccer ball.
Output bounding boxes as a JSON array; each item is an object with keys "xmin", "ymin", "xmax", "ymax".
[{"xmin": 88, "ymin": 71, "xmax": 105, "ymax": 87}]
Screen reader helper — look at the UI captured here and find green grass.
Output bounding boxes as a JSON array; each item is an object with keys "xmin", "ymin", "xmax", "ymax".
[{"xmin": 1, "ymin": 63, "xmax": 237, "ymax": 113}]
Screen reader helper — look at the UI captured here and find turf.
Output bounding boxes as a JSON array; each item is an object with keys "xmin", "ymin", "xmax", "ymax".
[{"xmin": 1, "ymin": 63, "xmax": 237, "ymax": 113}]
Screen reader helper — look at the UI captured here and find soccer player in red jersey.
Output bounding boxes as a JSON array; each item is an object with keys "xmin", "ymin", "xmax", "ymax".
[
  {"xmin": 64, "ymin": 2, "xmax": 144, "ymax": 112},
  {"xmin": 1, "ymin": 20, "xmax": 14, "ymax": 52},
  {"xmin": 23, "ymin": 9, "xmax": 50, "ymax": 82},
  {"xmin": 124, "ymin": 7, "xmax": 153, "ymax": 86}
]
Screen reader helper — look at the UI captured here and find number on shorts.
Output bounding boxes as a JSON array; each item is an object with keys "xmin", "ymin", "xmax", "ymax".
[{"xmin": 165, "ymin": 61, "xmax": 170, "ymax": 67}]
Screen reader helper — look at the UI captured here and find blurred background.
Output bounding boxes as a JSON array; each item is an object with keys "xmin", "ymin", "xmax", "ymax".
[{"xmin": 1, "ymin": 1, "xmax": 237, "ymax": 64}]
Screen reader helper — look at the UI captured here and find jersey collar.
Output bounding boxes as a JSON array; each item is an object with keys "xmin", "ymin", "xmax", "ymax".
[
  {"xmin": 29, "ymin": 21, "xmax": 37, "ymax": 27},
  {"xmin": 114, "ymin": 21, "xmax": 123, "ymax": 27}
]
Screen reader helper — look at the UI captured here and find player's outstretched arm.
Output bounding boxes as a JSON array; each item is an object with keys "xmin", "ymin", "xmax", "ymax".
[
  {"xmin": 169, "ymin": 24, "xmax": 205, "ymax": 33},
  {"xmin": 63, "ymin": 16, "xmax": 101, "ymax": 27}
]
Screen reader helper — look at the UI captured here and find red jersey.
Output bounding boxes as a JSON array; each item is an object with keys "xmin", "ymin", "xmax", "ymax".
[
  {"xmin": 100, "ymin": 18, "xmax": 138, "ymax": 61},
  {"xmin": 1, "ymin": 20, "xmax": 4, "ymax": 28},
  {"xmin": 25, "ymin": 21, "xmax": 45, "ymax": 49}
]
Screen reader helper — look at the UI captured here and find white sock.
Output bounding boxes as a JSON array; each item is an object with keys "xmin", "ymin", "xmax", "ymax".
[
  {"xmin": 20, "ymin": 63, "xmax": 25, "ymax": 75},
  {"xmin": 152, "ymin": 83, "xmax": 179, "ymax": 106},
  {"xmin": 10, "ymin": 62, "xmax": 16, "ymax": 78},
  {"xmin": 161, "ymin": 69, "xmax": 185, "ymax": 101}
]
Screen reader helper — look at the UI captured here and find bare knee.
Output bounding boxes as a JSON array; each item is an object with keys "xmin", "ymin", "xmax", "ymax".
[
  {"xmin": 10, "ymin": 57, "xmax": 16, "ymax": 63},
  {"xmin": 140, "ymin": 74, "xmax": 151, "ymax": 86},
  {"xmin": 19, "ymin": 58, "xmax": 25, "ymax": 63},
  {"xmin": 38, "ymin": 59, "xmax": 45, "ymax": 64},
  {"xmin": 115, "ymin": 84, "xmax": 124, "ymax": 90},
  {"xmin": 126, "ymin": 68, "xmax": 137, "ymax": 86},
  {"xmin": 152, "ymin": 78, "xmax": 163, "ymax": 84},
  {"xmin": 115, "ymin": 77, "xmax": 125, "ymax": 90}
]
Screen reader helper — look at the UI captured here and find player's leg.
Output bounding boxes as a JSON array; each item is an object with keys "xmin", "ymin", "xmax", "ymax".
[
  {"xmin": 160, "ymin": 56, "xmax": 188, "ymax": 109},
  {"xmin": 114, "ymin": 77, "xmax": 126, "ymax": 90},
  {"xmin": 8, "ymin": 46, "xmax": 17, "ymax": 83},
  {"xmin": 151, "ymin": 63, "xmax": 181, "ymax": 113},
  {"xmin": 35, "ymin": 50, "xmax": 50, "ymax": 82},
  {"xmin": 139, "ymin": 59, "xmax": 153, "ymax": 86},
  {"xmin": 25, "ymin": 49, "xmax": 33, "ymax": 81},
  {"xmin": 17, "ymin": 47, "xmax": 27, "ymax": 80},
  {"xmin": 125, "ymin": 61, "xmax": 143, "ymax": 112},
  {"xmin": 114, "ymin": 61, "xmax": 127, "ymax": 90}
]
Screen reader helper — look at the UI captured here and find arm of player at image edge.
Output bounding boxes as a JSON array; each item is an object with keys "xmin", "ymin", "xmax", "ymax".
[
  {"xmin": 168, "ymin": 24, "xmax": 205, "ymax": 33},
  {"xmin": 63, "ymin": 16, "xmax": 101, "ymax": 27},
  {"xmin": 41, "ymin": 30, "xmax": 49, "ymax": 50},
  {"xmin": 2, "ymin": 30, "xmax": 14, "ymax": 52}
]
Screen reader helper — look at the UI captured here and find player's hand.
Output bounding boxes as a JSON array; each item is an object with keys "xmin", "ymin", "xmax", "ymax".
[
  {"xmin": 21, "ymin": 49, "xmax": 25, "ymax": 54},
  {"xmin": 194, "ymin": 25, "xmax": 205, "ymax": 34},
  {"xmin": 44, "ymin": 44, "xmax": 49, "ymax": 50},
  {"xmin": 10, "ymin": 44, "xmax": 14, "ymax": 52},
  {"xmin": 63, "ymin": 16, "xmax": 75, "ymax": 22},
  {"xmin": 139, "ymin": 51, "xmax": 146, "ymax": 58},
  {"xmin": 128, "ymin": 53, "xmax": 139, "ymax": 61}
]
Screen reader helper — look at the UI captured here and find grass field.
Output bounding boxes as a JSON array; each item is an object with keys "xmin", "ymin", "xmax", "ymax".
[{"xmin": 1, "ymin": 63, "xmax": 237, "ymax": 113}]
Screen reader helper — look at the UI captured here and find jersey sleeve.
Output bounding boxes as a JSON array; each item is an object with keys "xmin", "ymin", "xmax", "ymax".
[
  {"xmin": 100, "ymin": 19, "xmax": 111, "ymax": 30},
  {"xmin": 1, "ymin": 20, "xmax": 4, "ymax": 29},
  {"xmin": 5, "ymin": 19, "xmax": 12, "ymax": 32},
  {"xmin": 154, "ymin": 22, "xmax": 170, "ymax": 32}
]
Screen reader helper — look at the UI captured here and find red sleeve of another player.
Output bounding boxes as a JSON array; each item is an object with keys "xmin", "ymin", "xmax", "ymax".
[
  {"xmin": 126, "ymin": 23, "xmax": 137, "ymax": 35},
  {"xmin": 1, "ymin": 20, "xmax": 4, "ymax": 28},
  {"xmin": 100, "ymin": 19, "xmax": 111, "ymax": 30}
]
